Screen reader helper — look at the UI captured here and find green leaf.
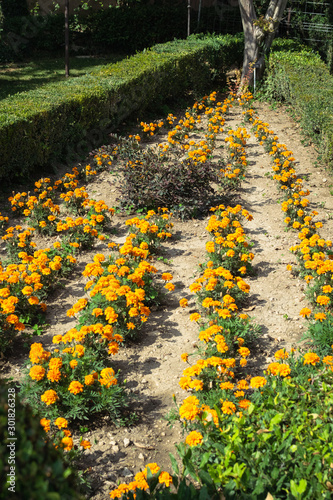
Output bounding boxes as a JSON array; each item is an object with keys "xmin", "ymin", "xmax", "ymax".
[{"xmin": 169, "ymin": 452, "xmax": 179, "ymax": 475}]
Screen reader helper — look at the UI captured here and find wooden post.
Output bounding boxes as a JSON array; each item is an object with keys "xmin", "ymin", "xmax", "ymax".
[
  {"xmin": 65, "ymin": 0, "xmax": 69, "ymax": 78},
  {"xmin": 187, "ymin": 0, "xmax": 191, "ymax": 37}
]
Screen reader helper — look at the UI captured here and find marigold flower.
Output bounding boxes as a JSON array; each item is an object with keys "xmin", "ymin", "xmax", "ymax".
[
  {"xmin": 238, "ymin": 346, "xmax": 250, "ymax": 357},
  {"xmin": 40, "ymin": 418, "xmax": 51, "ymax": 432},
  {"xmin": 316, "ymin": 295, "xmax": 330, "ymax": 306},
  {"xmin": 54, "ymin": 417, "xmax": 68, "ymax": 429},
  {"xmin": 61, "ymin": 436, "xmax": 74, "ymax": 451},
  {"xmin": 41, "ymin": 389, "xmax": 58, "ymax": 405},
  {"xmin": 185, "ymin": 431, "xmax": 203, "ymax": 447},
  {"xmin": 238, "ymin": 399, "xmax": 251, "ymax": 409},
  {"xmin": 299, "ymin": 307, "xmax": 311, "ymax": 318},
  {"xmin": 29, "ymin": 365, "xmax": 46, "ymax": 381},
  {"xmin": 274, "ymin": 349, "xmax": 289, "ymax": 360},
  {"xmin": 159, "ymin": 471, "xmax": 172, "ymax": 487},
  {"xmin": 303, "ymin": 352, "xmax": 320, "ymax": 366},
  {"xmin": 161, "ymin": 273, "xmax": 173, "ymax": 281},
  {"xmin": 179, "ymin": 298, "xmax": 188, "ymax": 308},
  {"xmin": 314, "ymin": 312, "xmax": 326, "ymax": 322},
  {"xmin": 80, "ymin": 440, "xmax": 92, "ymax": 449},
  {"xmin": 190, "ymin": 312, "xmax": 201, "ymax": 322},
  {"xmin": 221, "ymin": 400, "xmax": 236, "ymax": 415},
  {"xmin": 181, "ymin": 353, "xmax": 188, "ymax": 362},
  {"xmin": 250, "ymin": 376, "xmax": 267, "ymax": 389},
  {"xmin": 68, "ymin": 381, "xmax": 84, "ymax": 394}
]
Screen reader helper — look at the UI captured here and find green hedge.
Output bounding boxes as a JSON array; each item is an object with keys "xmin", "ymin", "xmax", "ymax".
[
  {"xmin": 0, "ymin": 379, "xmax": 83, "ymax": 499},
  {"xmin": 0, "ymin": 33, "xmax": 244, "ymax": 182},
  {"xmin": 265, "ymin": 39, "xmax": 333, "ymax": 170}
]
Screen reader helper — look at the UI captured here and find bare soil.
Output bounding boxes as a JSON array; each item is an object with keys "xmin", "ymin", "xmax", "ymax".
[{"xmin": 1, "ymin": 99, "xmax": 333, "ymax": 499}]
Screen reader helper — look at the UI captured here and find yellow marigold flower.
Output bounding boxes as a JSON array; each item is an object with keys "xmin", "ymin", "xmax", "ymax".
[
  {"xmin": 250, "ymin": 376, "xmax": 267, "ymax": 389},
  {"xmin": 220, "ymin": 382, "xmax": 234, "ymax": 390},
  {"xmin": 303, "ymin": 352, "xmax": 320, "ymax": 366},
  {"xmin": 323, "ymin": 355, "xmax": 333, "ymax": 366},
  {"xmin": 179, "ymin": 298, "xmax": 188, "ymax": 308},
  {"xmin": 234, "ymin": 390, "xmax": 245, "ymax": 398},
  {"xmin": 161, "ymin": 273, "xmax": 173, "ymax": 281},
  {"xmin": 274, "ymin": 349, "xmax": 289, "ymax": 360},
  {"xmin": 189, "ymin": 379, "xmax": 204, "ymax": 391},
  {"xmin": 206, "ymin": 241, "xmax": 215, "ymax": 253},
  {"xmin": 221, "ymin": 400, "xmax": 236, "ymax": 415},
  {"xmin": 68, "ymin": 380, "xmax": 84, "ymax": 394},
  {"xmin": 61, "ymin": 436, "xmax": 74, "ymax": 451},
  {"xmin": 237, "ymin": 379, "xmax": 249, "ymax": 390},
  {"xmin": 41, "ymin": 389, "xmax": 58, "ymax": 405},
  {"xmin": 100, "ymin": 367, "xmax": 117, "ymax": 387},
  {"xmin": 47, "ymin": 369, "xmax": 62, "ymax": 382},
  {"xmin": 84, "ymin": 374, "xmax": 95, "ymax": 386},
  {"xmin": 29, "ymin": 365, "xmax": 45, "ymax": 381},
  {"xmin": 179, "ymin": 395, "xmax": 200, "ymax": 420},
  {"xmin": 145, "ymin": 463, "xmax": 160, "ymax": 475},
  {"xmin": 238, "ymin": 346, "xmax": 250, "ymax": 357},
  {"xmin": 80, "ymin": 440, "xmax": 92, "ymax": 449},
  {"xmin": 189, "ymin": 283, "xmax": 202, "ymax": 293},
  {"xmin": 159, "ymin": 471, "xmax": 172, "ymax": 487},
  {"xmin": 69, "ymin": 360, "xmax": 78, "ymax": 369},
  {"xmin": 238, "ymin": 399, "xmax": 251, "ymax": 409},
  {"xmin": 181, "ymin": 353, "xmax": 188, "ymax": 362},
  {"xmin": 190, "ymin": 312, "xmax": 201, "ymax": 322},
  {"xmin": 185, "ymin": 431, "xmax": 203, "ymax": 447},
  {"xmin": 49, "ymin": 357, "xmax": 63, "ymax": 370},
  {"xmin": 299, "ymin": 307, "xmax": 311, "ymax": 318},
  {"xmin": 240, "ymin": 359, "xmax": 247, "ymax": 367},
  {"xmin": 316, "ymin": 295, "xmax": 330, "ymax": 306},
  {"xmin": 54, "ymin": 417, "xmax": 68, "ymax": 429},
  {"xmin": 40, "ymin": 418, "xmax": 51, "ymax": 432},
  {"xmin": 164, "ymin": 282, "xmax": 175, "ymax": 291}
]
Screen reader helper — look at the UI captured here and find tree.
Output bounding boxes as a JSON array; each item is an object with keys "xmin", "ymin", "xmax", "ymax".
[{"xmin": 239, "ymin": 0, "xmax": 288, "ymax": 88}]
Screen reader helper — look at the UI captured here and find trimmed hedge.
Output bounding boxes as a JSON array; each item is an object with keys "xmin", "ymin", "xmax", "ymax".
[
  {"xmin": 0, "ymin": 33, "xmax": 244, "ymax": 182},
  {"xmin": 265, "ymin": 39, "xmax": 333, "ymax": 170}
]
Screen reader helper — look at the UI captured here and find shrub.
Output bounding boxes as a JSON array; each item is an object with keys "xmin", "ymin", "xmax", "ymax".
[
  {"xmin": 0, "ymin": 33, "xmax": 244, "ymax": 183},
  {"xmin": 263, "ymin": 42, "xmax": 333, "ymax": 170},
  {"xmin": 0, "ymin": 378, "xmax": 84, "ymax": 499}
]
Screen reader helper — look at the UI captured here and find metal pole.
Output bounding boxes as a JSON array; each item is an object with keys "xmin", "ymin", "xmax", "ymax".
[
  {"xmin": 187, "ymin": 0, "xmax": 191, "ymax": 37},
  {"xmin": 65, "ymin": 0, "xmax": 70, "ymax": 78}
]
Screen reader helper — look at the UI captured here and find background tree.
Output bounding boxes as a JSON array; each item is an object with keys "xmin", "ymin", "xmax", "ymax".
[{"xmin": 239, "ymin": 0, "xmax": 288, "ymax": 88}]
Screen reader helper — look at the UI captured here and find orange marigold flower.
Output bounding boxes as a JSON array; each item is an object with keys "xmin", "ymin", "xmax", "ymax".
[
  {"xmin": 314, "ymin": 312, "xmax": 326, "ymax": 322},
  {"xmin": 238, "ymin": 346, "xmax": 250, "ymax": 357},
  {"xmin": 84, "ymin": 374, "xmax": 95, "ymax": 386},
  {"xmin": 303, "ymin": 352, "xmax": 320, "ymax": 366},
  {"xmin": 220, "ymin": 381, "xmax": 234, "ymax": 390},
  {"xmin": 185, "ymin": 430, "xmax": 203, "ymax": 447},
  {"xmin": 190, "ymin": 312, "xmax": 201, "ymax": 322},
  {"xmin": 181, "ymin": 353, "xmax": 188, "ymax": 362},
  {"xmin": 41, "ymin": 389, "xmax": 58, "ymax": 405},
  {"xmin": 316, "ymin": 295, "xmax": 330, "ymax": 306},
  {"xmin": 80, "ymin": 440, "xmax": 92, "ymax": 449},
  {"xmin": 29, "ymin": 365, "xmax": 46, "ymax": 381},
  {"xmin": 40, "ymin": 418, "xmax": 51, "ymax": 432},
  {"xmin": 61, "ymin": 436, "xmax": 74, "ymax": 451},
  {"xmin": 299, "ymin": 307, "xmax": 311, "ymax": 318},
  {"xmin": 54, "ymin": 417, "xmax": 68, "ymax": 429},
  {"xmin": 274, "ymin": 349, "xmax": 289, "ymax": 360},
  {"xmin": 68, "ymin": 380, "xmax": 84, "ymax": 394},
  {"xmin": 161, "ymin": 273, "xmax": 173, "ymax": 281},
  {"xmin": 179, "ymin": 298, "xmax": 188, "ymax": 308},
  {"xmin": 221, "ymin": 400, "xmax": 236, "ymax": 415},
  {"xmin": 238, "ymin": 399, "xmax": 251, "ymax": 409},
  {"xmin": 159, "ymin": 471, "xmax": 172, "ymax": 487},
  {"xmin": 250, "ymin": 376, "xmax": 267, "ymax": 389}
]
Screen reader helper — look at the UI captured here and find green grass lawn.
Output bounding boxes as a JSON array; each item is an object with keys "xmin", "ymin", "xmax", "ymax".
[{"xmin": 0, "ymin": 54, "xmax": 126, "ymax": 101}]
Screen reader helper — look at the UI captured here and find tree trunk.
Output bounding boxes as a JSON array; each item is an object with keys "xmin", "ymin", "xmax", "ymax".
[{"xmin": 239, "ymin": 0, "xmax": 288, "ymax": 91}]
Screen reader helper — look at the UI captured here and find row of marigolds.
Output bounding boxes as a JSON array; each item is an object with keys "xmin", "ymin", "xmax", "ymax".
[
  {"xmin": 110, "ymin": 95, "xmax": 333, "ymax": 499},
  {"xmin": 19, "ymin": 207, "xmax": 175, "ymax": 457},
  {"xmin": 245, "ymin": 102, "xmax": 333, "ymax": 355}
]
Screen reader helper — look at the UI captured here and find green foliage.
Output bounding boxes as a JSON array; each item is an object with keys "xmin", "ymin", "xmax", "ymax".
[
  {"xmin": 0, "ymin": 379, "xmax": 84, "ymax": 499},
  {"xmin": 302, "ymin": 312, "xmax": 333, "ymax": 355},
  {"xmin": 263, "ymin": 43, "xmax": 333, "ymax": 170},
  {"xmin": 178, "ymin": 368, "xmax": 333, "ymax": 499},
  {"xmin": 0, "ymin": 33, "xmax": 244, "ymax": 184}
]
